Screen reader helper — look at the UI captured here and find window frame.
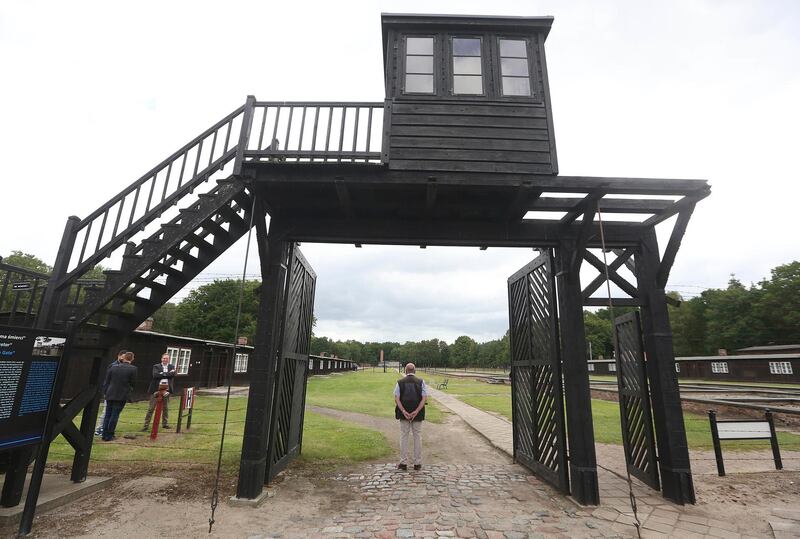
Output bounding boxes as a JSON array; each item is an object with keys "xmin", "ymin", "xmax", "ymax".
[
  {"xmin": 449, "ymin": 35, "xmax": 486, "ymax": 97},
  {"xmin": 769, "ymin": 361, "xmax": 793, "ymax": 375},
  {"xmin": 496, "ymin": 36, "xmax": 535, "ymax": 99},
  {"xmin": 711, "ymin": 361, "xmax": 729, "ymax": 374},
  {"xmin": 234, "ymin": 352, "xmax": 249, "ymax": 374},
  {"xmin": 176, "ymin": 348, "xmax": 191, "ymax": 375},
  {"xmin": 608, "ymin": 362, "xmax": 617, "ymax": 373},
  {"xmin": 166, "ymin": 347, "xmax": 191, "ymax": 375},
  {"xmin": 402, "ymin": 34, "xmax": 437, "ymax": 96}
]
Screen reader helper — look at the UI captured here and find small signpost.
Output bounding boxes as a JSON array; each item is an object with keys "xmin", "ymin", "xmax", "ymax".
[
  {"xmin": 11, "ymin": 282, "xmax": 32, "ymax": 291},
  {"xmin": 708, "ymin": 409, "xmax": 783, "ymax": 476},
  {"xmin": 176, "ymin": 387, "xmax": 195, "ymax": 433}
]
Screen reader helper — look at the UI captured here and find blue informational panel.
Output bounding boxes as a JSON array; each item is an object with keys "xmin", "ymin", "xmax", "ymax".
[{"xmin": 0, "ymin": 326, "xmax": 67, "ymax": 451}]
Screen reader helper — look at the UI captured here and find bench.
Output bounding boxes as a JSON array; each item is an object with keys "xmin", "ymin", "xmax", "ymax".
[{"xmin": 436, "ymin": 378, "xmax": 449, "ymax": 390}]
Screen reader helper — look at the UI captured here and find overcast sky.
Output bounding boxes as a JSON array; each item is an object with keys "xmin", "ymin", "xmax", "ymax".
[{"xmin": 1, "ymin": 1, "xmax": 798, "ymax": 344}]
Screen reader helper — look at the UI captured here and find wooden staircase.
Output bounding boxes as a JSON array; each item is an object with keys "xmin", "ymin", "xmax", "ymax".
[
  {"xmin": 41, "ymin": 104, "xmax": 254, "ymax": 336},
  {"xmin": 63, "ymin": 179, "xmax": 252, "ymax": 334}
]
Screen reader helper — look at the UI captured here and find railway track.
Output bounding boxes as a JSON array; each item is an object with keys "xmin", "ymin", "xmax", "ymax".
[{"xmin": 429, "ymin": 369, "xmax": 800, "ymax": 416}]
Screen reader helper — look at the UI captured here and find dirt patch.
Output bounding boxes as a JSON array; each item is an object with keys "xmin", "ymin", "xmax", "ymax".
[{"xmin": 11, "ymin": 405, "xmax": 511, "ymax": 537}]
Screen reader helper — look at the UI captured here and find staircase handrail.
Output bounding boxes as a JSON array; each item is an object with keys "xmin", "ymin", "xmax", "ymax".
[{"xmin": 58, "ymin": 104, "xmax": 246, "ymax": 289}]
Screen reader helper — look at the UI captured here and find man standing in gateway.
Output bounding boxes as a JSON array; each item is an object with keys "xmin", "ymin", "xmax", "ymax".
[{"xmin": 394, "ymin": 362, "xmax": 427, "ymax": 470}]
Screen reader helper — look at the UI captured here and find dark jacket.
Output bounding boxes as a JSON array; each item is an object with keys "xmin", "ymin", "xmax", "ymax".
[
  {"xmin": 395, "ymin": 375, "xmax": 426, "ymax": 422},
  {"xmin": 147, "ymin": 363, "xmax": 176, "ymax": 394},
  {"xmin": 102, "ymin": 362, "xmax": 138, "ymax": 401}
]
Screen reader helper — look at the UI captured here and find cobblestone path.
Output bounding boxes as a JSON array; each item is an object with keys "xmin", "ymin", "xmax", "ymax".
[{"xmin": 250, "ymin": 463, "xmax": 621, "ymax": 539}]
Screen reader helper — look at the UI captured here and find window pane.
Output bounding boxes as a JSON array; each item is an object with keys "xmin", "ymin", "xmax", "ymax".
[
  {"xmin": 406, "ymin": 55, "xmax": 433, "ymax": 74},
  {"xmin": 501, "ymin": 57, "xmax": 529, "ymax": 76},
  {"xmin": 453, "ymin": 56, "xmax": 482, "ymax": 75},
  {"xmin": 454, "ymin": 75, "xmax": 483, "ymax": 94},
  {"xmin": 405, "ymin": 74, "xmax": 433, "ymax": 93},
  {"xmin": 406, "ymin": 37, "xmax": 433, "ymax": 55},
  {"xmin": 502, "ymin": 77, "xmax": 531, "ymax": 96},
  {"xmin": 500, "ymin": 39, "xmax": 527, "ymax": 58},
  {"xmin": 453, "ymin": 38, "xmax": 481, "ymax": 56}
]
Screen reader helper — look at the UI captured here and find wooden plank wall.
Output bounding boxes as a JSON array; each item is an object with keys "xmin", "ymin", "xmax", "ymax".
[{"xmin": 388, "ymin": 101, "xmax": 556, "ymax": 174}]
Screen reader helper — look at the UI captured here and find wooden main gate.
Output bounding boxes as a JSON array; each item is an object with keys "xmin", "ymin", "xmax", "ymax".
[
  {"xmin": 266, "ymin": 245, "xmax": 317, "ymax": 482},
  {"xmin": 614, "ymin": 311, "xmax": 660, "ymax": 489},
  {"xmin": 507, "ymin": 251, "xmax": 569, "ymax": 494}
]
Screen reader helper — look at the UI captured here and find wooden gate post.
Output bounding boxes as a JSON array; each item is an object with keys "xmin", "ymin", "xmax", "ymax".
[
  {"xmin": 555, "ymin": 243, "xmax": 599, "ymax": 505},
  {"xmin": 237, "ymin": 209, "xmax": 290, "ymax": 500},
  {"xmin": 635, "ymin": 228, "xmax": 695, "ymax": 504}
]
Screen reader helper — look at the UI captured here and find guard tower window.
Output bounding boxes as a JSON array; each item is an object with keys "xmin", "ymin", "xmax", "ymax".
[
  {"xmin": 404, "ymin": 36, "xmax": 435, "ymax": 94},
  {"xmin": 452, "ymin": 37, "xmax": 483, "ymax": 95},
  {"xmin": 499, "ymin": 39, "xmax": 532, "ymax": 96}
]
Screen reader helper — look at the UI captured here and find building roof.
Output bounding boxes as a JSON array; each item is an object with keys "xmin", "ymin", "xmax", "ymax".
[
  {"xmin": 588, "ymin": 354, "xmax": 800, "ymax": 363},
  {"xmin": 134, "ymin": 329, "xmax": 254, "ymax": 350},
  {"xmin": 736, "ymin": 344, "xmax": 800, "ymax": 353}
]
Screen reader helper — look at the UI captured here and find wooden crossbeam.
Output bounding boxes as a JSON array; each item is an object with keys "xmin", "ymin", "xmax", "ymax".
[
  {"xmin": 334, "ymin": 179, "xmax": 355, "ymax": 219},
  {"xmin": 582, "ymin": 248, "xmax": 634, "ymax": 299},
  {"xmin": 426, "ymin": 179, "xmax": 437, "ymax": 216},
  {"xmin": 583, "ymin": 249, "xmax": 639, "ymax": 299},
  {"xmin": 583, "ymin": 297, "xmax": 643, "ymax": 307},
  {"xmin": 530, "ymin": 197, "xmax": 674, "ymax": 214},
  {"xmin": 280, "ymin": 217, "xmax": 643, "ymax": 248},
  {"xmin": 643, "ymin": 191, "xmax": 707, "ymax": 227},
  {"xmin": 656, "ymin": 203, "xmax": 696, "ymax": 289},
  {"xmin": 570, "ymin": 199, "xmax": 598, "ymax": 274},
  {"xmin": 506, "ymin": 184, "xmax": 541, "ymax": 222},
  {"xmin": 612, "ymin": 248, "xmax": 636, "ymax": 274},
  {"xmin": 560, "ymin": 191, "xmax": 605, "ymax": 225}
]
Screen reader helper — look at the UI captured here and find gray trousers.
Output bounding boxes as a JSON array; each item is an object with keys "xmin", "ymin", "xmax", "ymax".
[
  {"xmin": 399, "ymin": 420, "xmax": 422, "ymax": 465},
  {"xmin": 143, "ymin": 393, "xmax": 170, "ymax": 427}
]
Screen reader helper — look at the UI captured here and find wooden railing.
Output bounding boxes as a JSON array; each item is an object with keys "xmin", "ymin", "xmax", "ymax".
[
  {"xmin": 0, "ymin": 260, "xmax": 50, "ymax": 327},
  {"xmin": 242, "ymin": 101, "xmax": 386, "ymax": 164},
  {"xmin": 47, "ymin": 97, "xmax": 388, "ymax": 325},
  {"xmin": 62, "ymin": 106, "xmax": 246, "ymax": 283}
]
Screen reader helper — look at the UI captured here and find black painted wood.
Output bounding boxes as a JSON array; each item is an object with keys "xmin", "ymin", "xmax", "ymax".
[
  {"xmin": 265, "ymin": 244, "xmax": 317, "ymax": 483},
  {"xmin": 237, "ymin": 210, "xmax": 289, "ymax": 499},
  {"xmin": 555, "ymin": 244, "xmax": 599, "ymax": 505},
  {"xmin": 635, "ymin": 228, "xmax": 696, "ymax": 505},
  {"xmin": 508, "ymin": 251, "xmax": 569, "ymax": 494},
  {"xmin": 614, "ymin": 311, "xmax": 660, "ymax": 490}
]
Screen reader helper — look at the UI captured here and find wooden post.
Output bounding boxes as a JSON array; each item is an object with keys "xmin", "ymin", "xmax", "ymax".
[
  {"xmin": 708, "ymin": 410, "xmax": 725, "ymax": 477},
  {"xmin": 36, "ymin": 216, "xmax": 80, "ymax": 330},
  {"xmin": 70, "ymin": 356, "xmax": 103, "ymax": 482},
  {"xmin": 636, "ymin": 229, "xmax": 695, "ymax": 504},
  {"xmin": 176, "ymin": 390, "xmax": 186, "ymax": 434},
  {"xmin": 233, "ymin": 96, "xmax": 256, "ymax": 176},
  {"xmin": 555, "ymin": 243, "xmax": 600, "ymax": 505},
  {"xmin": 765, "ymin": 410, "xmax": 783, "ymax": 470},
  {"xmin": 236, "ymin": 211, "xmax": 289, "ymax": 499}
]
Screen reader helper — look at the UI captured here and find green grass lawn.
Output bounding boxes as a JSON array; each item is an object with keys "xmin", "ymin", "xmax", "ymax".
[
  {"xmin": 48, "ymin": 392, "xmax": 391, "ymax": 470},
  {"xmin": 306, "ymin": 370, "xmax": 444, "ymax": 423},
  {"xmin": 424, "ymin": 372, "xmax": 800, "ymax": 451}
]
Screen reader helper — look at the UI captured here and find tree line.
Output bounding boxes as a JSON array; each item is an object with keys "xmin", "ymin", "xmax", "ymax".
[{"xmin": 3, "ymin": 251, "xmax": 798, "ymax": 365}]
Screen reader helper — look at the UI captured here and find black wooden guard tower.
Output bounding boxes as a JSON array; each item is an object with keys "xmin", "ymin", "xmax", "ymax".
[{"xmin": 2, "ymin": 13, "xmax": 707, "ymax": 510}]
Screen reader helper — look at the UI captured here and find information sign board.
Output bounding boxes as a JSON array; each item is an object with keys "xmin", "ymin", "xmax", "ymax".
[{"xmin": 0, "ymin": 326, "xmax": 67, "ymax": 451}]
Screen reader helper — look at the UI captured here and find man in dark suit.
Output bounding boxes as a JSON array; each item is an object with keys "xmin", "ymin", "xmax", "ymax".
[
  {"xmin": 101, "ymin": 351, "xmax": 137, "ymax": 441},
  {"xmin": 142, "ymin": 353, "xmax": 176, "ymax": 431}
]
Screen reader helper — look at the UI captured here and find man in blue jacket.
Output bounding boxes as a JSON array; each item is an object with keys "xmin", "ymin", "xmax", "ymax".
[
  {"xmin": 101, "ymin": 351, "xmax": 137, "ymax": 441},
  {"xmin": 394, "ymin": 362, "xmax": 427, "ymax": 470}
]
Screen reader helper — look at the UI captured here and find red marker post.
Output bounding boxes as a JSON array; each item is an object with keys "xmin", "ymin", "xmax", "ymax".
[{"xmin": 149, "ymin": 383, "xmax": 170, "ymax": 440}]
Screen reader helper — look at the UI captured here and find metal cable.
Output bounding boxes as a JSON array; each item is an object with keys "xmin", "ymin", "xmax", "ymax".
[
  {"xmin": 208, "ymin": 193, "xmax": 257, "ymax": 534},
  {"xmin": 597, "ymin": 207, "xmax": 642, "ymax": 539}
]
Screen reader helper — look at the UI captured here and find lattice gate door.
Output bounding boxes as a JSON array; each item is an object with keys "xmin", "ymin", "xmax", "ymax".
[
  {"xmin": 507, "ymin": 250, "xmax": 569, "ymax": 494},
  {"xmin": 266, "ymin": 244, "xmax": 317, "ymax": 483},
  {"xmin": 614, "ymin": 311, "xmax": 660, "ymax": 490}
]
